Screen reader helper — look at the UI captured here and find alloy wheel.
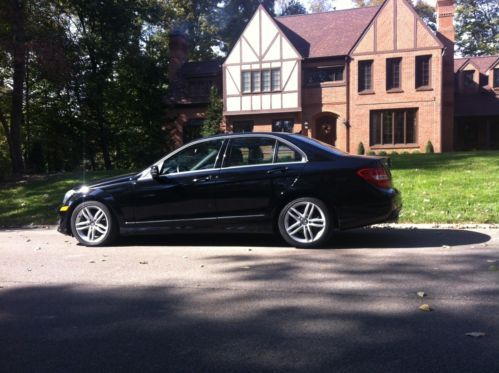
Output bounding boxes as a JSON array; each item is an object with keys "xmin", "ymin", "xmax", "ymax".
[
  {"xmin": 284, "ymin": 201, "xmax": 326, "ymax": 244},
  {"xmin": 74, "ymin": 206, "xmax": 109, "ymax": 244}
]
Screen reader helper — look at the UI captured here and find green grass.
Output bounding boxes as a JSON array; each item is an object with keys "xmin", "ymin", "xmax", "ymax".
[
  {"xmin": 0, "ymin": 151, "xmax": 498, "ymax": 226},
  {"xmin": 391, "ymin": 151, "xmax": 499, "ymax": 224},
  {"xmin": 0, "ymin": 170, "xmax": 127, "ymax": 227}
]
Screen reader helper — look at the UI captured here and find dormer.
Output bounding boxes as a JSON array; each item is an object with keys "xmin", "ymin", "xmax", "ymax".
[
  {"xmin": 223, "ymin": 5, "xmax": 302, "ymax": 115},
  {"xmin": 458, "ymin": 60, "xmax": 480, "ymax": 94}
]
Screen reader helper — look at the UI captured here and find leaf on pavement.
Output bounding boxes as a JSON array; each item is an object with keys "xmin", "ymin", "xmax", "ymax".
[
  {"xmin": 417, "ymin": 291, "xmax": 426, "ymax": 298},
  {"xmin": 139, "ymin": 261, "xmax": 148, "ymax": 265},
  {"xmin": 419, "ymin": 304, "xmax": 432, "ymax": 312},
  {"xmin": 465, "ymin": 332, "xmax": 486, "ymax": 338},
  {"xmin": 442, "ymin": 245, "xmax": 450, "ymax": 249}
]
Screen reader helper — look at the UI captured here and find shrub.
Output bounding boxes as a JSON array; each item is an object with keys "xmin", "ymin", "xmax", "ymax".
[
  {"xmin": 378, "ymin": 151, "xmax": 388, "ymax": 156},
  {"xmin": 391, "ymin": 151, "xmax": 399, "ymax": 155},
  {"xmin": 367, "ymin": 150, "xmax": 376, "ymax": 155},
  {"xmin": 425, "ymin": 140, "xmax": 434, "ymax": 154},
  {"xmin": 413, "ymin": 150, "xmax": 421, "ymax": 154},
  {"xmin": 402, "ymin": 151, "xmax": 410, "ymax": 155},
  {"xmin": 357, "ymin": 142, "xmax": 365, "ymax": 155}
]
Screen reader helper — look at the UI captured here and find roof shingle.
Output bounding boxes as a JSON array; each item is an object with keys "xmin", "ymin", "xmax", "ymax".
[{"xmin": 275, "ymin": 6, "xmax": 380, "ymax": 58}]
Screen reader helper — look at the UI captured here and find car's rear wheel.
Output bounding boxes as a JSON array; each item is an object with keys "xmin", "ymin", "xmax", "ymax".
[
  {"xmin": 278, "ymin": 197, "xmax": 331, "ymax": 248},
  {"xmin": 70, "ymin": 201, "xmax": 117, "ymax": 246}
]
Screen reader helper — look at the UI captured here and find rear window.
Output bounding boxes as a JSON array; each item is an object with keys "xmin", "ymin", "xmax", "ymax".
[{"xmin": 292, "ymin": 135, "xmax": 348, "ymax": 156}]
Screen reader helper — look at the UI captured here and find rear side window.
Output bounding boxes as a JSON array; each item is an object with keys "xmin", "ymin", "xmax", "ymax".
[
  {"xmin": 224, "ymin": 137, "xmax": 275, "ymax": 167},
  {"xmin": 275, "ymin": 142, "xmax": 302, "ymax": 163}
]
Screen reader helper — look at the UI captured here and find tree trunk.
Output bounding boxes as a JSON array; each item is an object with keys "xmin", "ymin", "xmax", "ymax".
[{"xmin": 9, "ymin": 0, "xmax": 26, "ymax": 174}]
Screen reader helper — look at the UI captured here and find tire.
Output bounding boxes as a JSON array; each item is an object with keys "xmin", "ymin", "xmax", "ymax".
[
  {"xmin": 70, "ymin": 201, "xmax": 118, "ymax": 246},
  {"xmin": 278, "ymin": 197, "xmax": 332, "ymax": 248}
]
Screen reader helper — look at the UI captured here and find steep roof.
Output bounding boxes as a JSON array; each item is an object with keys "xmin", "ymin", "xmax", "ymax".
[
  {"xmin": 454, "ymin": 55, "xmax": 499, "ymax": 73},
  {"xmin": 275, "ymin": 6, "xmax": 380, "ymax": 59}
]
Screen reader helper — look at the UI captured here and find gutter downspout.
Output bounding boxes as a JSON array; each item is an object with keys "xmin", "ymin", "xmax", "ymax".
[{"xmin": 345, "ymin": 56, "xmax": 351, "ymax": 153}]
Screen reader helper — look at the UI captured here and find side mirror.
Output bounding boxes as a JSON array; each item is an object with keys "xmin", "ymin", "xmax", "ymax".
[{"xmin": 150, "ymin": 165, "xmax": 160, "ymax": 180}]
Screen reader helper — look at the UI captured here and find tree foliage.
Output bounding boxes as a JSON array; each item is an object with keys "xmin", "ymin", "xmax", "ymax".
[
  {"xmin": 352, "ymin": 0, "xmax": 384, "ymax": 8},
  {"xmin": 414, "ymin": 0, "xmax": 436, "ymax": 32},
  {"xmin": 276, "ymin": 0, "xmax": 307, "ymax": 16},
  {"xmin": 201, "ymin": 86, "xmax": 223, "ymax": 138},
  {"xmin": 455, "ymin": 0, "xmax": 499, "ymax": 56},
  {"xmin": 309, "ymin": 0, "xmax": 336, "ymax": 13}
]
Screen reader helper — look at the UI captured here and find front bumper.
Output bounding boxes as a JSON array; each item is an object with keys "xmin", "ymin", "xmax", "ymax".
[{"xmin": 57, "ymin": 206, "xmax": 72, "ymax": 235}]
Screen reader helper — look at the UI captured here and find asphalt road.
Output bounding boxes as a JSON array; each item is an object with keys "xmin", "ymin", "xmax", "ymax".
[{"xmin": 0, "ymin": 227, "xmax": 498, "ymax": 373}]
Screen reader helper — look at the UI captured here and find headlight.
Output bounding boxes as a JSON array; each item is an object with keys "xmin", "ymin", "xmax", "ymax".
[
  {"xmin": 63, "ymin": 190, "xmax": 75, "ymax": 204},
  {"xmin": 62, "ymin": 186, "xmax": 90, "ymax": 204}
]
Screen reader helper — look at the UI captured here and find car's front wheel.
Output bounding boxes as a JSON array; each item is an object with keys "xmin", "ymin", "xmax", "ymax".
[
  {"xmin": 278, "ymin": 197, "xmax": 331, "ymax": 248},
  {"xmin": 70, "ymin": 201, "xmax": 117, "ymax": 246}
]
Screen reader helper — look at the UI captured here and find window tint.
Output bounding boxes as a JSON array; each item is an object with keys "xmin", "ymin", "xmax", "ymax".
[
  {"xmin": 276, "ymin": 142, "xmax": 302, "ymax": 163},
  {"xmin": 305, "ymin": 66, "xmax": 344, "ymax": 85},
  {"xmin": 386, "ymin": 58, "xmax": 401, "ymax": 90},
  {"xmin": 224, "ymin": 137, "xmax": 276, "ymax": 168},
  {"xmin": 161, "ymin": 139, "xmax": 223, "ymax": 175},
  {"xmin": 232, "ymin": 120, "xmax": 254, "ymax": 133}
]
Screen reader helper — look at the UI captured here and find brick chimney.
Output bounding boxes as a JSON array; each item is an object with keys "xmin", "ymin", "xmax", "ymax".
[
  {"xmin": 436, "ymin": 0, "xmax": 455, "ymax": 151},
  {"xmin": 168, "ymin": 31, "xmax": 188, "ymax": 82}
]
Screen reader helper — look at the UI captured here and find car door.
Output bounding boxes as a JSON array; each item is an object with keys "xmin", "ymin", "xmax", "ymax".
[
  {"xmin": 215, "ymin": 136, "xmax": 278, "ymax": 223},
  {"xmin": 130, "ymin": 138, "xmax": 225, "ymax": 228}
]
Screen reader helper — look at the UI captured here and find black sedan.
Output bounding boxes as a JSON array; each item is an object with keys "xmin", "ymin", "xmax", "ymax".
[{"xmin": 58, "ymin": 133, "xmax": 401, "ymax": 248}]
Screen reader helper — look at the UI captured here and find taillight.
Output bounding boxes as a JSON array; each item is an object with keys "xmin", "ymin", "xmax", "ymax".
[{"xmin": 357, "ymin": 167, "xmax": 392, "ymax": 189}]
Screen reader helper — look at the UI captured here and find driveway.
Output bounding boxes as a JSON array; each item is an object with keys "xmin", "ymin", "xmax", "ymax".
[{"xmin": 0, "ymin": 227, "xmax": 498, "ymax": 372}]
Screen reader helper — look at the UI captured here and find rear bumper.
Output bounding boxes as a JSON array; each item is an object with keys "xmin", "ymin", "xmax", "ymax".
[{"xmin": 337, "ymin": 188, "xmax": 402, "ymax": 230}]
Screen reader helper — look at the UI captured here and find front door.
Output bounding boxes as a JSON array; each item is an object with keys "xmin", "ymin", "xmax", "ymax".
[
  {"xmin": 131, "ymin": 139, "xmax": 225, "ymax": 227},
  {"xmin": 315, "ymin": 115, "xmax": 337, "ymax": 145}
]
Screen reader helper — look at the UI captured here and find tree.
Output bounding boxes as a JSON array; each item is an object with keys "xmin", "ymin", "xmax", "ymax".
[
  {"xmin": 217, "ymin": 0, "xmax": 276, "ymax": 54},
  {"xmin": 414, "ymin": 0, "xmax": 436, "ymax": 32},
  {"xmin": 455, "ymin": 0, "xmax": 499, "ymax": 56},
  {"xmin": 276, "ymin": 0, "xmax": 307, "ymax": 16},
  {"xmin": 201, "ymin": 86, "xmax": 223, "ymax": 137},
  {"xmin": 309, "ymin": 0, "xmax": 335, "ymax": 13},
  {"xmin": 352, "ymin": 0, "xmax": 384, "ymax": 7}
]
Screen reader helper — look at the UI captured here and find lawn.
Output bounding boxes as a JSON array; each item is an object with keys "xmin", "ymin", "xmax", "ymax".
[
  {"xmin": 391, "ymin": 151, "xmax": 499, "ymax": 224},
  {"xmin": 0, "ymin": 170, "xmax": 127, "ymax": 227},
  {"xmin": 0, "ymin": 151, "xmax": 498, "ymax": 226}
]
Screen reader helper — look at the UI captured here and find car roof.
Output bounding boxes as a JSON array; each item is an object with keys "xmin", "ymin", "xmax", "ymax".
[{"xmin": 204, "ymin": 132, "xmax": 301, "ymax": 140}]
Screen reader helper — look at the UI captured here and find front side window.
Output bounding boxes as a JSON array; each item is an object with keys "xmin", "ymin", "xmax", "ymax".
[
  {"xmin": 370, "ymin": 109, "xmax": 417, "ymax": 146},
  {"xmin": 251, "ymin": 71, "xmax": 261, "ymax": 92},
  {"xmin": 161, "ymin": 139, "xmax": 223, "ymax": 174},
  {"xmin": 463, "ymin": 70, "xmax": 475, "ymax": 88},
  {"xmin": 224, "ymin": 137, "xmax": 275, "ymax": 168},
  {"xmin": 262, "ymin": 70, "xmax": 271, "ymax": 91},
  {"xmin": 305, "ymin": 66, "xmax": 344, "ymax": 85},
  {"xmin": 416, "ymin": 55, "xmax": 431, "ymax": 88},
  {"xmin": 358, "ymin": 60, "xmax": 373, "ymax": 92},
  {"xmin": 386, "ymin": 58, "xmax": 401, "ymax": 90},
  {"xmin": 272, "ymin": 119, "xmax": 294, "ymax": 133}
]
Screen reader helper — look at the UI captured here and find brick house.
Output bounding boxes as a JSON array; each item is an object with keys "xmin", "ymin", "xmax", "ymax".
[{"xmin": 167, "ymin": 0, "xmax": 499, "ymax": 152}]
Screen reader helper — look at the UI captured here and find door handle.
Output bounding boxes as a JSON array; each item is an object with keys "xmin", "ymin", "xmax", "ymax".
[
  {"xmin": 266, "ymin": 167, "xmax": 288, "ymax": 175},
  {"xmin": 192, "ymin": 175, "xmax": 213, "ymax": 183}
]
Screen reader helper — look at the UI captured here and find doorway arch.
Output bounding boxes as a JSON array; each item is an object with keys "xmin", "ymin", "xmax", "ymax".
[{"xmin": 313, "ymin": 113, "xmax": 338, "ymax": 145}]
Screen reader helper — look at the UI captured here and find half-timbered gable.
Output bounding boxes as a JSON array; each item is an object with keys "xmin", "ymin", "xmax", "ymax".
[{"xmin": 223, "ymin": 5, "xmax": 301, "ymax": 115}]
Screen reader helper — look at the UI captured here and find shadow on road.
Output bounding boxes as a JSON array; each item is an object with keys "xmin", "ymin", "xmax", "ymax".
[{"xmin": 113, "ymin": 228, "xmax": 492, "ymax": 249}]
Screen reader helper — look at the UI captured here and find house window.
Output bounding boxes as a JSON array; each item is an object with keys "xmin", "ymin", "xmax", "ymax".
[
  {"xmin": 370, "ymin": 109, "xmax": 417, "ymax": 146},
  {"xmin": 272, "ymin": 119, "xmax": 294, "ymax": 133},
  {"xmin": 262, "ymin": 70, "xmax": 271, "ymax": 91},
  {"xmin": 242, "ymin": 69, "xmax": 281, "ymax": 93},
  {"xmin": 358, "ymin": 60, "xmax": 373, "ymax": 92},
  {"xmin": 463, "ymin": 70, "xmax": 475, "ymax": 88},
  {"xmin": 251, "ymin": 71, "xmax": 261, "ymax": 92},
  {"xmin": 188, "ymin": 79, "xmax": 213, "ymax": 98},
  {"xmin": 183, "ymin": 119, "xmax": 204, "ymax": 144},
  {"xmin": 305, "ymin": 66, "xmax": 344, "ymax": 85},
  {"xmin": 494, "ymin": 68, "xmax": 499, "ymax": 88},
  {"xmin": 386, "ymin": 58, "xmax": 401, "ymax": 90},
  {"xmin": 271, "ymin": 68, "xmax": 281, "ymax": 91},
  {"xmin": 232, "ymin": 120, "xmax": 254, "ymax": 133},
  {"xmin": 416, "ymin": 55, "xmax": 431, "ymax": 88},
  {"xmin": 242, "ymin": 71, "xmax": 251, "ymax": 93}
]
